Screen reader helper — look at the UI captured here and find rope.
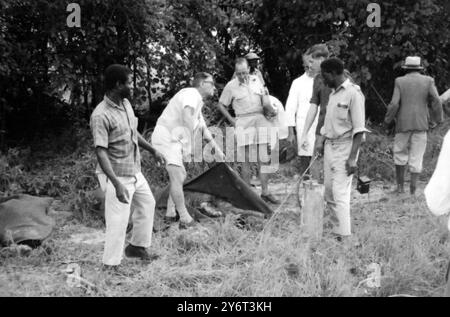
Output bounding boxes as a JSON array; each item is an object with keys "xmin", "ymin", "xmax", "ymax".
[
  {"xmin": 370, "ymin": 84, "xmax": 388, "ymax": 109},
  {"xmin": 257, "ymin": 153, "xmax": 320, "ymax": 246}
]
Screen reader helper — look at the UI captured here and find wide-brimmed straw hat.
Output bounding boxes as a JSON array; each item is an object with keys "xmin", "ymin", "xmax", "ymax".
[
  {"xmin": 245, "ymin": 52, "xmax": 260, "ymax": 60},
  {"xmin": 401, "ymin": 56, "xmax": 424, "ymax": 70}
]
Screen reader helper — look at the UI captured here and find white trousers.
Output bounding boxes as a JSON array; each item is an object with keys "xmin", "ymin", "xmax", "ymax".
[
  {"xmin": 97, "ymin": 172, "xmax": 155, "ymax": 266},
  {"xmin": 324, "ymin": 139, "xmax": 354, "ymax": 236}
]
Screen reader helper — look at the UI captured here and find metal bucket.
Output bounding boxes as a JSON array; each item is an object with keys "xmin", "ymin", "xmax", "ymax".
[{"xmin": 299, "ymin": 180, "xmax": 324, "ymax": 241}]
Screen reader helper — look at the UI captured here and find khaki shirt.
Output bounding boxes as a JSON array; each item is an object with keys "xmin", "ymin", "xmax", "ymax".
[
  {"xmin": 321, "ymin": 79, "xmax": 368, "ymax": 139},
  {"xmin": 219, "ymin": 75, "xmax": 265, "ymax": 116}
]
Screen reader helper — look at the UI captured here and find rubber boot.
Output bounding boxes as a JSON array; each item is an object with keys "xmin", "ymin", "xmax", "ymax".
[
  {"xmin": 410, "ymin": 173, "xmax": 419, "ymax": 196},
  {"xmin": 395, "ymin": 165, "xmax": 405, "ymax": 194}
]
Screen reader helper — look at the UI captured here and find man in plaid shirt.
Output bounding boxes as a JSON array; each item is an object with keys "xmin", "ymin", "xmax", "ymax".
[{"xmin": 90, "ymin": 64, "xmax": 165, "ymax": 271}]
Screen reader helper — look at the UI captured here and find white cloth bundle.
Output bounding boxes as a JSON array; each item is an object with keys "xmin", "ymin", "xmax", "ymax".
[{"xmin": 424, "ymin": 130, "xmax": 450, "ymax": 231}]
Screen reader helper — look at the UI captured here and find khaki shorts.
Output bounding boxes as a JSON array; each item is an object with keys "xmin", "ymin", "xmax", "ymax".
[
  {"xmin": 394, "ymin": 131, "xmax": 427, "ymax": 173},
  {"xmin": 235, "ymin": 113, "xmax": 276, "ymax": 147}
]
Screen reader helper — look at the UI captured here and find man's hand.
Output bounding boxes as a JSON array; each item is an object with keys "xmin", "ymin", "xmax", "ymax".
[
  {"xmin": 314, "ymin": 135, "xmax": 325, "ymax": 157},
  {"xmin": 383, "ymin": 120, "xmax": 395, "ymax": 135},
  {"xmin": 299, "ymin": 135, "xmax": 309, "ymax": 151},
  {"xmin": 345, "ymin": 158, "xmax": 358, "ymax": 176},
  {"xmin": 153, "ymin": 150, "xmax": 166, "ymax": 167},
  {"xmin": 263, "ymin": 105, "xmax": 277, "ymax": 121},
  {"xmin": 114, "ymin": 182, "xmax": 130, "ymax": 204}
]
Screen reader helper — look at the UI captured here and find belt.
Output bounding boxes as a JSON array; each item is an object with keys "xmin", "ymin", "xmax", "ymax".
[
  {"xmin": 325, "ymin": 136, "xmax": 353, "ymax": 144},
  {"xmin": 236, "ymin": 110, "xmax": 263, "ymax": 118}
]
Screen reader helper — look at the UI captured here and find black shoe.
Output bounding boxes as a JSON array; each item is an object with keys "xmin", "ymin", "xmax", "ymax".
[
  {"xmin": 125, "ymin": 244, "xmax": 159, "ymax": 262},
  {"xmin": 261, "ymin": 193, "xmax": 281, "ymax": 205},
  {"xmin": 163, "ymin": 215, "xmax": 179, "ymax": 225},
  {"xmin": 179, "ymin": 219, "xmax": 197, "ymax": 230}
]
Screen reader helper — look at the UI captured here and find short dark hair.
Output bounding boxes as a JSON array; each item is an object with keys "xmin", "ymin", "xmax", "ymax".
[
  {"xmin": 104, "ymin": 64, "xmax": 132, "ymax": 91},
  {"xmin": 193, "ymin": 72, "xmax": 212, "ymax": 87},
  {"xmin": 306, "ymin": 44, "xmax": 329, "ymax": 59},
  {"xmin": 320, "ymin": 58, "xmax": 345, "ymax": 75}
]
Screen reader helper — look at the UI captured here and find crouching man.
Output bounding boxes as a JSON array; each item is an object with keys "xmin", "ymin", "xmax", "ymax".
[
  {"xmin": 320, "ymin": 58, "xmax": 369, "ymax": 238},
  {"xmin": 90, "ymin": 64, "xmax": 165, "ymax": 271},
  {"xmin": 151, "ymin": 72, "xmax": 225, "ymax": 229}
]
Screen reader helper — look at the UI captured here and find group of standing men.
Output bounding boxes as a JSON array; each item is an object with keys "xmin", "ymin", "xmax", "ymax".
[{"xmin": 90, "ymin": 46, "xmax": 449, "ymax": 270}]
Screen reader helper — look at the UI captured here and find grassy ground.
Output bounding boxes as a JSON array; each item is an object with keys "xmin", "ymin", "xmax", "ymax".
[
  {"xmin": 1, "ymin": 122, "xmax": 450, "ymax": 297},
  {"xmin": 0, "ymin": 178, "xmax": 449, "ymax": 297}
]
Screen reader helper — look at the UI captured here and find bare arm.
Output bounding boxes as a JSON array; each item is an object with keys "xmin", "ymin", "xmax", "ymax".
[
  {"xmin": 138, "ymin": 133, "xmax": 156, "ymax": 155},
  {"xmin": 95, "ymin": 147, "xmax": 129, "ymax": 203},
  {"xmin": 200, "ymin": 117, "xmax": 225, "ymax": 160},
  {"xmin": 300, "ymin": 103, "xmax": 319, "ymax": 140},
  {"xmin": 217, "ymin": 102, "xmax": 236, "ymax": 126},
  {"xmin": 349, "ymin": 132, "xmax": 364, "ymax": 162},
  {"xmin": 346, "ymin": 132, "xmax": 364, "ymax": 176}
]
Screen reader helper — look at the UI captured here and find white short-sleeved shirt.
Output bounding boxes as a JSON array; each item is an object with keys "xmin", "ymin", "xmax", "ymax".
[
  {"xmin": 219, "ymin": 76, "xmax": 265, "ymax": 115},
  {"xmin": 156, "ymin": 87, "xmax": 205, "ymax": 132}
]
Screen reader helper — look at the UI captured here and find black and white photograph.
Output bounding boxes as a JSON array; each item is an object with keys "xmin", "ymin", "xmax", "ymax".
[{"xmin": 0, "ymin": 0, "xmax": 449, "ymax": 299}]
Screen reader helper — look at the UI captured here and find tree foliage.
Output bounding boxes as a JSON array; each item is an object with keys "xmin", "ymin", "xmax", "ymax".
[
  {"xmin": 0, "ymin": 0, "xmax": 449, "ymax": 149},
  {"xmin": 251, "ymin": 0, "xmax": 450, "ymax": 121}
]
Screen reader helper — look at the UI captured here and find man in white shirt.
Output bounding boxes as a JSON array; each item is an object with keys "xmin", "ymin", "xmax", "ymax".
[
  {"xmin": 151, "ymin": 73, "xmax": 225, "ymax": 229},
  {"xmin": 285, "ymin": 44, "xmax": 329, "ymax": 177},
  {"xmin": 217, "ymin": 58, "xmax": 280, "ymax": 204}
]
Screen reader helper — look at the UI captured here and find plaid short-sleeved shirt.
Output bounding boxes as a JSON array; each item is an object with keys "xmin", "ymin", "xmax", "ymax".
[{"xmin": 90, "ymin": 96, "xmax": 141, "ymax": 177}]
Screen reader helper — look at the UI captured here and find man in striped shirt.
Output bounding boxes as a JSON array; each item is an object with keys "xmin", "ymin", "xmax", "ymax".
[{"xmin": 90, "ymin": 64, "xmax": 165, "ymax": 271}]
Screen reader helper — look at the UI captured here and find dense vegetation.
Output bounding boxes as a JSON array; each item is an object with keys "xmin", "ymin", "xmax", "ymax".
[{"xmin": 1, "ymin": 0, "xmax": 449, "ymax": 150}]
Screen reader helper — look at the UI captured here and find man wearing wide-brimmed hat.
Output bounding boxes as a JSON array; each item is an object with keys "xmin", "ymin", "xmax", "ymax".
[{"xmin": 384, "ymin": 56, "xmax": 443, "ymax": 195}]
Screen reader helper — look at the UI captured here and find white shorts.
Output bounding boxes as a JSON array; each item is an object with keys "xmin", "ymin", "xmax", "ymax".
[{"xmin": 151, "ymin": 125, "xmax": 184, "ymax": 167}]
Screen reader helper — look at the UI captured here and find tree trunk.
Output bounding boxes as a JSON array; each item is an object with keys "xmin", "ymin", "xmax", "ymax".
[
  {"xmin": 83, "ymin": 69, "xmax": 89, "ymax": 120},
  {"xmin": 146, "ymin": 60, "xmax": 153, "ymax": 128},
  {"xmin": 0, "ymin": 99, "xmax": 6, "ymax": 151}
]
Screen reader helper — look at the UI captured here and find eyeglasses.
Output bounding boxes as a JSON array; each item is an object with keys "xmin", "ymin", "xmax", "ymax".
[{"xmin": 203, "ymin": 80, "xmax": 215, "ymax": 86}]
